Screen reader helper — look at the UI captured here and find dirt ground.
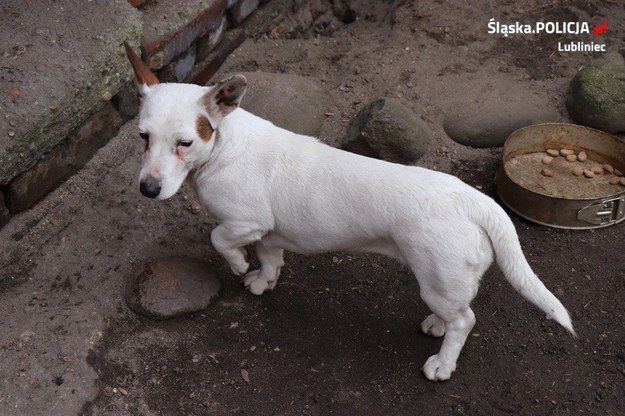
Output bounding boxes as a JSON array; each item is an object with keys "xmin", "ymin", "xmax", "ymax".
[{"xmin": 2, "ymin": 1, "xmax": 625, "ymax": 415}]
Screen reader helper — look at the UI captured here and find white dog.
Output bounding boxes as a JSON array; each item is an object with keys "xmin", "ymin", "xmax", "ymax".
[{"xmin": 124, "ymin": 44, "xmax": 575, "ymax": 381}]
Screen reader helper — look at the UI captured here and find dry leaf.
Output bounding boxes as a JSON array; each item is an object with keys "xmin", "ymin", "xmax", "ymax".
[
  {"xmin": 6, "ymin": 88, "xmax": 20, "ymax": 98},
  {"xmin": 240, "ymin": 369, "xmax": 250, "ymax": 383}
]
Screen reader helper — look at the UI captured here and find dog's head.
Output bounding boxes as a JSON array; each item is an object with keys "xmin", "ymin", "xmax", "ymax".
[{"xmin": 124, "ymin": 43, "xmax": 247, "ymax": 200}]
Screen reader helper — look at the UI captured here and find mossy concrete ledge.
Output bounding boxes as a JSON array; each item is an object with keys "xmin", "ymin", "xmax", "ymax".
[{"xmin": 0, "ymin": 0, "xmax": 142, "ymax": 188}]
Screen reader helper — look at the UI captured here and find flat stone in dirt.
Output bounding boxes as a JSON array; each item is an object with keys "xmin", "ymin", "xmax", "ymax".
[
  {"xmin": 219, "ymin": 71, "xmax": 333, "ymax": 137},
  {"xmin": 341, "ymin": 98, "xmax": 430, "ymax": 164},
  {"xmin": 126, "ymin": 257, "xmax": 220, "ymax": 320},
  {"xmin": 567, "ymin": 50, "xmax": 625, "ymax": 134},
  {"xmin": 444, "ymin": 88, "xmax": 561, "ymax": 148}
]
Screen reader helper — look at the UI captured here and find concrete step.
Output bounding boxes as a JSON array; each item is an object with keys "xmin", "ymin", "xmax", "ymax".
[
  {"xmin": 0, "ymin": 0, "xmax": 294, "ymax": 228},
  {"xmin": 0, "ymin": 0, "xmax": 141, "ymax": 187}
]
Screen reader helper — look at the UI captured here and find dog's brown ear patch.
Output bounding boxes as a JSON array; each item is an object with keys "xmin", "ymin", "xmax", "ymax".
[
  {"xmin": 202, "ymin": 75, "xmax": 247, "ymax": 117},
  {"xmin": 124, "ymin": 42, "xmax": 159, "ymax": 88},
  {"xmin": 196, "ymin": 115, "xmax": 214, "ymax": 142}
]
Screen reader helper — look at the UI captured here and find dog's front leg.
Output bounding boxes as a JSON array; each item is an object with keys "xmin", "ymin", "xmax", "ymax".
[
  {"xmin": 211, "ymin": 222, "xmax": 264, "ymax": 276},
  {"xmin": 243, "ymin": 243, "xmax": 284, "ymax": 295}
]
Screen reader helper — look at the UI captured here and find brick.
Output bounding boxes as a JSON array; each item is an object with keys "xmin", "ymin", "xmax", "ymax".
[
  {"xmin": 127, "ymin": 0, "xmax": 147, "ymax": 7},
  {"xmin": 196, "ymin": 15, "xmax": 228, "ymax": 61},
  {"xmin": 141, "ymin": 0, "xmax": 227, "ymax": 70},
  {"xmin": 190, "ymin": 0, "xmax": 296, "ymax": 85},
  {"xmin": 6, "ymin": 104, "xmax": 123, "ymax": 213},
  {"xmin": 229, "ymin": 0, "xmax": 259, "ymax": 24},
  {"xmin": 159, "ymin": 45, "xmax": 197, "ymax": 82}
]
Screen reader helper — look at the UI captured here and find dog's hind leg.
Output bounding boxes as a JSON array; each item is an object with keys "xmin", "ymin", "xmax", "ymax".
[
  {"xmin": 419, "ymin": 296, "xmax": 476, "ymax": 382},
  {"xmin": 243, "ymin": 243, "xmax": 285, "ymax": 295},
  {"xmin": 400, "ymin": 225, "xmax": 493, "ymax": 381},
  {"xmin": 421, "ymin": 313, "xmax": 446, "ymax": 338}
]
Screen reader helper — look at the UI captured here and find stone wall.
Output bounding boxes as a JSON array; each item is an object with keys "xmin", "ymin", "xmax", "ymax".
[{"xmin": 0, "ymin": 0, "xmax": 295, "ymax": 229}]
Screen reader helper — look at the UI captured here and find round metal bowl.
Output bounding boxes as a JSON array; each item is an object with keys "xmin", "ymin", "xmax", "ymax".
[{"xmin": 496, "ymin": 123, "xmax": 625, "ymax": 229}]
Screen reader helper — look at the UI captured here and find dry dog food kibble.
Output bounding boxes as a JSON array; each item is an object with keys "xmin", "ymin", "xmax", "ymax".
[
  {"xmin": 583, "ymin": 169, "xmax": 595, "ymax": 178},
  {"xmin": 508, "ymin": 149, "xmax": 625, "ymax": 199}
]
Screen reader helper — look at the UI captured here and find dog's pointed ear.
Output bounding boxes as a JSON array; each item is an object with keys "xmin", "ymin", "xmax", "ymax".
[
  {"xmin": 202, "ymin": 75, "xmax": 247, "ymax": 118},
  {"xmin": 123, "ymin": 42, "xmax": 159, "ymax": 95}
]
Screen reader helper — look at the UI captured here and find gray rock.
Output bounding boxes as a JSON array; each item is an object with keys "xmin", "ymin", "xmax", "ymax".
[
  {"xmin": 0, "ymin": 0, "xmax": 142, "ymax": 186},
  {"xmin": 126, "ymin": 257, "xmax": 220, "ymax": 320},
  {"xmin": 341, "ymin": 98, "xmax": 430, "ymax": 164},
  {"xmin": 444, "ymin": 90, "xmax": 561, "ymax": 148},
  {"xmin": 566, "ymin": 50, "xmax": 625, "ymax": 134},
  {"xmin": 222, "ymin": 71, "xmax": 333, "ymax": 137}
]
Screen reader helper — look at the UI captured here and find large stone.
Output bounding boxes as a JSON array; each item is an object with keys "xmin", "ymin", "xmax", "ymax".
[
  {"xmin": 566, "ymin": 50, "xmax": 625, "ymax": 134},
  {"xmin": 0, "ymin": 0, "xmax": 142, "ymax": 186},
  {"xmin": 222, "ymin": 71, "xmax": 333, "ymax": 137},
  {"xmin": 6, "ymin": 104, "xmax": 123, "ymax": 213},
  {"xmin": 341, "ymin": 98, "xmax": 430, "ymax": 164},
  {"xmin": 443, "ymin": 88, "xmax": 561, "ymax": 148},
  {"xmin": 126, "ymin": 257, "xmax": 221, "ymax": 320}
]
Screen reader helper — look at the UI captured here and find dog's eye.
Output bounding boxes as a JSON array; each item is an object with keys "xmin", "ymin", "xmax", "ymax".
[
  {"xmin": 139, "ymin": 132, "xmax": 149, "ymax": 141},
  {"xmin": 178, "ymin": 140, "xmax": 193, "ymax": 148}
]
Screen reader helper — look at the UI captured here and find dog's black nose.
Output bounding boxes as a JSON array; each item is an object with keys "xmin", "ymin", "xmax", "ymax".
[{"xmin": 140, "ymin": 181, "xmax": 161, "ymax": 198}]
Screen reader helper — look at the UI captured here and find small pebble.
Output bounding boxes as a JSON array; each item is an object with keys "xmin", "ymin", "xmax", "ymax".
[
  {"xmin": 573, "ymin": 167, "xmax": 584, "ymax": 176},
  {"xmin": 541, "ymin": 156, "xmax": 553, "ymax": 165},
  {"xmin": 603, "ymin": 164, "xmax": 614, "ymax": 174},
  {"xmin": 541, "ymin": 168, "xmax": 554, "ymax": 177},
  {"xmin": 577, "ymin": 151, "xmax": 588, "ymax": 162},
  {"xmin": 101, "ymin": 91, "xmax": 113, "ymax": 101},
  {"xmin": 613, "ymin": 169, "xmax": 623, "ymax": 177},
  {"xmin": 190, "ymin": 201, "xmax": 202, "ymax": 214},
  {"xmin": 609, "ymin": 177, "xmax": 621, "ymax": 185},
  {"xmin": 591, "ymin": 166, "xmax": 604, "ymax": 175},
  {"xmin": 583, "ymin": 169, "xmax": 595, "ymax": 178},
  {"xmin": 560, "ymin": 149, "xmax": 574, "ymax": 156},
  {"xmin": 565, "ymin": 154, "xmax": 577, "ymax": 162},
  {"xmin": 546, "ymin": 149, "xmax": 560, "ymax": 157}
]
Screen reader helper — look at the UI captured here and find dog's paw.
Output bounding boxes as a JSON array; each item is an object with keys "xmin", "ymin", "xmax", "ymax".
[
  {"xmin": 422, "ymin": 354, "xmax": 455, "ymax": 382},
  {"xmin": 243, "ymin": 270, "xmax": 275, "ymax": 295},
  {"xmin": 421, "ymin": 314, "xmax": 446, "ymax": 338}
]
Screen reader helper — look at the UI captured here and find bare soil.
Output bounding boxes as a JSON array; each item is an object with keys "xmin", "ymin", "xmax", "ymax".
[{"xmin": 2, "ymin": 1, "xmax": 624, "ymax": 415}]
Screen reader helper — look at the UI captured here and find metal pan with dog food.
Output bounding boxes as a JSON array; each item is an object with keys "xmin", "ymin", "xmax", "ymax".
[{"xmin": 496, "ymin": 123, "xmax": 625, "ymax": 229}]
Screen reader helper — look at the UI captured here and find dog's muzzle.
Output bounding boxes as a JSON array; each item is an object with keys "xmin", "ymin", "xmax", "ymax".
[{"xmin": 140, "ymin": 179, "xmax": 161, "ymax": 199}]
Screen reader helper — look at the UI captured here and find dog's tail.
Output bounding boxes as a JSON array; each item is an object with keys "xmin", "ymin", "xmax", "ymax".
[{"xmin": 474, "ymin": 197, "xmax": 576, "ymax": 337}]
